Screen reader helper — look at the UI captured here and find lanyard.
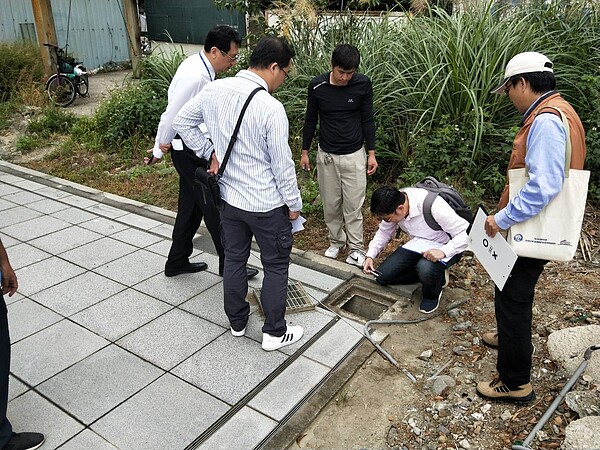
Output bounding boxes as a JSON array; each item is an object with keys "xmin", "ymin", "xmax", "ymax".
[{"xmin": 200, "ymin": 53, "xmax": 213, "ymax": 82}]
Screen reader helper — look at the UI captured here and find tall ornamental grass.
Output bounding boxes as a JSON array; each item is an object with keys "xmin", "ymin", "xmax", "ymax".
[{"xmin": 274, "ymin": 0, "xmax": 600, "ymax": 203}]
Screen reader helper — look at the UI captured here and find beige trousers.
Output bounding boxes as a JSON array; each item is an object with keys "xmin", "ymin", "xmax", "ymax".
[{"xmin": 316, "ymin": 146, "xmax": 366, "ymax": 252}]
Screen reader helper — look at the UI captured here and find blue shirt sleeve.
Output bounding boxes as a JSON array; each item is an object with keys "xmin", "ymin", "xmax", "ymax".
[{"xmin": 495, "ymin": 113, "xmax": 567, "ymax": 229}]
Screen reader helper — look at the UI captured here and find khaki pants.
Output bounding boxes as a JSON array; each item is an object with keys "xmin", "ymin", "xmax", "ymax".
[{"xmin": 316, "ymin": 146, "xmax": 366, "ymax": 252}]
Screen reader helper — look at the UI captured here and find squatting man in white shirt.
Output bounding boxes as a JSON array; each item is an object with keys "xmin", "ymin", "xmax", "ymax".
[
  {"xmin": 173, "ymin": 36, "xmax": 304, "ymax": 351},
  {"xmin": 363, "ymin": 186, "xmax": 469, "ymax": 314}
]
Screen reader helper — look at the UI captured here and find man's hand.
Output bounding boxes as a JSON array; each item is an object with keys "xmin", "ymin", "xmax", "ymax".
[
  {"xmin": 300, "ymin": 151, "xmax": 311, "ymax": 171},
  {"xmin": 423, "ymin": 248, "xmax": 446, "ymax": 263},
  {"xmin": 208, "ymin": 152, "xmax": 220, "ymax": 175},
  {"xmin": 0, "ymin": 263, "xmax": 18, "ymax": 297},
  {"xmin": 367, "ymin": 153, "xmax": 378, "ymax": 176},
  {"xmin": 158, "ymin": 143, "xmax": 171, "ymax": 154},
  {"xmin": 288, "ymin": 210, "xmax": 300, "ymax": 220},
  {"xmin": 363, "ymin": 256, "xmax": 375, "ymax": 274},
  {"xmin": 484, "ymin": 215, "xmax": 501, "ymax": 237}
]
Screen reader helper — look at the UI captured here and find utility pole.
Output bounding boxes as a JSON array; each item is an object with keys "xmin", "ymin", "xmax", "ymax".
[
  {"xmin": 31, "ymin": 0, "xmax": 58, "ymax": 77},
  {"xmin": 123, "ymin": 0, "xmax": 143, "ymax": 79}
]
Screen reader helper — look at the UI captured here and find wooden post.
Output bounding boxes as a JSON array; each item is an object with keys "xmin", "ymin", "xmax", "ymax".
[
  {"xmin": 123, "ymin": 0, "xmax": 142, "ymax": 79},
  {"xmin": 31, "ymin": 0, "xmax": 58, "ymax": 77}
]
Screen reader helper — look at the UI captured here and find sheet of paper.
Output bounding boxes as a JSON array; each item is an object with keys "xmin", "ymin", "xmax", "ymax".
[
  {"xmin": 468, "ymin": 207, "xmax": 518, "ymax": 291},
  {"xmin": 402, "ymin": 237, "xmax": 452, "ymax": 264},
  {"xmin": 290, "ymin": 215, "xmax": 306, "ymax": 233}
]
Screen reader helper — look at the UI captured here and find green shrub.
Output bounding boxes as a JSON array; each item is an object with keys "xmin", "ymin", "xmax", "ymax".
[
  {"xmin": 0, "ymin": 42, "xmax": 44, "ymax": 102},
  {"xmin": 16, "ymin": 135, "xmax": 42, "ymax": 153},
  {"xmin": 27, "ymin": 107, "xmax": 77, "ymax": 137}
]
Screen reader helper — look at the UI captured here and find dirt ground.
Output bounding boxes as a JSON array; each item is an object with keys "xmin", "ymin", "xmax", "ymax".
[{"xmin": 2, "ymin": 71, "xmax": 600, "ymax": 450}]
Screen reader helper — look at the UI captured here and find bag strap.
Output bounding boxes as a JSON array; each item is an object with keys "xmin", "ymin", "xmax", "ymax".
[
  {"xmin": 217, "ymin": 86, "xmax": 265, "ymax": 177},
  {"xmin": 544, "ymin": 106, "xmax": 572, "ymax": 178}
]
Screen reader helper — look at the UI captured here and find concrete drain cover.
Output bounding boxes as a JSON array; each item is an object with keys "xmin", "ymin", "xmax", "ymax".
[
  {"xmin": 324, "ymin": 275, "xmax": 405, "ymax": 323},
  {"xmin": 250, "ymin": 281, "xmax": 315, "ymax": 315}
]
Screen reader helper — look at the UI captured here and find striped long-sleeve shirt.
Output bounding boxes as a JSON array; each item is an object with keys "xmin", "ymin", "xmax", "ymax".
[{"xmin": 173, "ymin": 70, "xmax": 302, "ymax": 213}]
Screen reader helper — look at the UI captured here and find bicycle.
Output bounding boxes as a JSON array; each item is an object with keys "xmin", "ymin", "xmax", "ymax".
[{"xmin": 43, "ymin": 43, "xmax": 89, "ymax": 107}]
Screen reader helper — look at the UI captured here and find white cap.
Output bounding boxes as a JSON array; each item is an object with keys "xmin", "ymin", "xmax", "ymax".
[{"xmin": 491, "ymin": 52, "xmax": 554, "ymax": 94}]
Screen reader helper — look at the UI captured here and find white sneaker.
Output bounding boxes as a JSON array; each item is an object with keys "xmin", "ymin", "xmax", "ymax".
[
  {"xmin": 262, "ymin": 325, "xmax": 304, "ymax": 351},
  {"xmin": 324, "ymin": 246, "xmax": 341, "ymax": 258},
  {"xmin": 230, "ymin": 327, "xmax": 246, "ymax": 337},
  {"xmin": 346, "ymin": 250, "xmax": 365, "ymax": 267}
]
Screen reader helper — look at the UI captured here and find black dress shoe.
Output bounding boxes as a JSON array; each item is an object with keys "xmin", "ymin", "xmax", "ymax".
[
  {"xmin": 246, "ymin": 267, "xmax": 259, "ymax": 279},
  {"xmin": 4, "ymin": 432, "xmax": 45, "ymax": 450},
  {"xmin": 164, "ymin": 262, "xmax": 208, "ymax": 277}
]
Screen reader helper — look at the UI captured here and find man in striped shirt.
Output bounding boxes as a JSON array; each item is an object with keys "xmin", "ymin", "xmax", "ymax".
[{"xmin": 173, "ymin": 37, "xmax": 304, "ymax": 351}]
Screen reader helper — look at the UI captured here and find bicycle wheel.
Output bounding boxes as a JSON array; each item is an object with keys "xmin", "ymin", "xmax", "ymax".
[
  {"xmin": 46, "ymin": 74, "xmax": 76, "ymax": 107},
  {"xmin": 77, "ymin": 73, "xmax": 89, "ymax": 97}
]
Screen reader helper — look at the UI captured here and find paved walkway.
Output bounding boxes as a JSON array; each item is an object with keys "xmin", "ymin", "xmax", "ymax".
[{"xmin": 0, "ymin": 161, "xmax": 369, "ymax": 450}]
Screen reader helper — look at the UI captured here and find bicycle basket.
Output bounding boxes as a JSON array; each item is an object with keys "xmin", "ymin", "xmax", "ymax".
[{"xmin": 59, "ymin": 57, "xmax": 75, "ymax": 73}]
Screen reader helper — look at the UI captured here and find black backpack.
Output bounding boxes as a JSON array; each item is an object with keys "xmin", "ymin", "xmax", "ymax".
[{"xmin": 413, "ymin": 176, "xmax": 474, "ymax": 232}]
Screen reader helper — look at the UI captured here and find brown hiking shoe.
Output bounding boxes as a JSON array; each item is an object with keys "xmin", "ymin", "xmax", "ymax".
[
  {"xmin": 476, "ymin": 377, "xmax": 535, "ymax": 403},
  {"xmin": 482, "ymin": 332, "xmax": 498, "ymax": 347}
]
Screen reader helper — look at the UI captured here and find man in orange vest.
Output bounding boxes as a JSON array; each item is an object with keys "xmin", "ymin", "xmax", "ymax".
[{"xmin": 477, "ymin": 52, "xmax": 586, "ymax": 403}]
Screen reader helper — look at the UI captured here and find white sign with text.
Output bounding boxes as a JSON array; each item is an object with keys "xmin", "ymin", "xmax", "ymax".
[{"xmin": 468, "ymin": 207, "xmax": 517, "ymax": 291}]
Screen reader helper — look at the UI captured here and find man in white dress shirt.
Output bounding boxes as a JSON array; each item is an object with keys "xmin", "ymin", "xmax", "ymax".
[
  {"xmin": 146, "ymin": 25, "xmax": 258, "ymax": 280},
  {"xmin": 363, "ymin": 186, "xmax": 469, "ymax": 314},
  {"xmin": 173, "ymin": 36, "xmax": 304, "ymax": 351}
]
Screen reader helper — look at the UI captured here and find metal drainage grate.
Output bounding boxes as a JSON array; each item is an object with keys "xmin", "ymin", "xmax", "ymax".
[{"xmin": 250, "ymin": 281, "xmax": 315, "ymax": 315}]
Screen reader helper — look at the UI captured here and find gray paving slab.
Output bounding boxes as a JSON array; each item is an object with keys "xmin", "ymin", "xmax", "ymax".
[
  {"xmin": 11, "ymin": 319, "xmax": 109, "ymax": 386},
  {"xmin": 179, "ymin": 283, "xmax": 231, "ymax": 328},
  {"xmin": 8, "ymin": 375, "xmax": 28, "ymax": 402},
  {"xmin": 3, "ymin": 291, "xmax": 22, "ymax": 305},
  {"xmin": 71, "ymin": 288, "xmax": 171, "ymax": 341},
  {"xmin": 302, "ymin": 318, "xmax": 365, "ymax": 368},
  {"xmin": 38, "ymin": 344, "xmax": 163, "ymax": 424},
  {"xmin": 59, "ymin": 194, "xmax": 99, "ymax": 209},
  {"xmin": 288, "ymin": 263, "xmax": 345, "ymax": 292},
  {"xmin": 7, "ymin": 390, "xmax": 84, "ymax": 449},
  {"xmin": 111, "ymin": 228, "xmax": 163, "ymax": 248},
  {"xmin": 198, "ymin": 406, "xmax": 277, "ymax": 450},
  {"xmin": 117, "ymin": 309, "xmax": 226, "ymax": 370},
  {"xmin": 249, "ymin": 355, "xmax": 331, "ymax": 421},
  {"xmin": 92, "ymin": 373, "xmax": 229, "ymax": 450},
  {"xmin": 145, "ymin": 239, "xmax": 172, "ymax": 257},
  {"xmin": 148, "ymin": 222, "xmax": 174, "ymax": 238},
  {"xmin": 78, "ymin": 216, "xmax": 128, "ymax": 235},
  {"xmin": 60, "ymin": 236, "xmax": 137, "ymax": 270},
  {"xmin": 35, "ymin": 185, "xmax": 72, "ymax": 199},
  {"xmin": 30, "ymin": 271, "xmax": 126, "ymax": 316},
  {"xmin": 2, "ymin": 190, "xmax": 45, "ymax": 205},
  {"xmin": 93, "ymin": 249, "xmax": 165, "ymax": 285},
  {"xmin": 10, "ymin": 179, "xmax": 46, "ymax": 191},
  {"xmin": 0, "ymin": 214, "xmax": 71, "ymax": 241},
  {"xmin": 4, "ymin": 242, "xmax": 51, "ymax": 270},
  {"xmin": 26, "ymin": 197, "xmax": 70, "ymax": 214},
  {"xmin": 172, "ymin": 333, "xmax": 288, "ymax": 405},
  {"xmin": 0, "ymin": 198, "xmax": 16, "ymax": 212},
  {"xmin": 6, "ymin": 298, "xmax": 62, "ymax": 342},
  {"xmin": 0, "ymin": 173, "xmax": 23, "ymax": 183},
  {"xmin": 28, "ymin": 226, "xmax": 103, "ymax": 255},
  {"xmin": 85, "ymin": 203, "xmax": 128, "ymax": 219},
  {"xmin": 0, "ymin": 234, "xmax": 19, "ymax": 248},
  {"xmin": 134, "ymin": 270, "xmax": 221, "ymax": 306},
  {"xmin": 114, "ymin": 212, "xmax": 163, "ymax": 230},
  {"xmin": 58, "ymin": 430, "xmax": 119, "ymax": 450},
  {"xmin": 50, "ymin": 206, "xmax": 98, "ymax": 224},
  {"xmin": 15, "ymin": 256, "xmax": 87, "ymax": 296},
  {"xmin": 0, "ymin": 205, "xmax": 42, "ymax": 229},
  {"xmin": 0, "ymin": 182, "xmax": 21, "ymax": 196}
]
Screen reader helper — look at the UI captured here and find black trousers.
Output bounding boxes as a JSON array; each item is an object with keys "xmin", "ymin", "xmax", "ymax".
[
  {"xmin": 166, "ymin": 147, "xmax": 225, "ymax": 274},
  {"xmin": 0, "ymin": 293, "xmax": 13, "ymax": 448},
  {"xmin": 220, "ymin": 202, "xmax": 292, "ymax": 336},
  {"xmin": 495, "ymin": 256, "xmax": 547, "ymax": 388}
]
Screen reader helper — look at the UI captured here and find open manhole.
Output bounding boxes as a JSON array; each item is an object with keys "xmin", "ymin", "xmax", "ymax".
[
  {"xmin": 249, "ymin": 280, "xmax": 315, "ymax": 315},
  {"xmin": 323, "ymin": 275, "xmax": 408, "ymax": 323}
]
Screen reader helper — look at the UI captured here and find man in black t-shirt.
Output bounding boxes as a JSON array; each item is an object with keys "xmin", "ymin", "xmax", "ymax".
[{"xmin": 300, "ymin": 44, "xmax": 378, "ymax": 267}]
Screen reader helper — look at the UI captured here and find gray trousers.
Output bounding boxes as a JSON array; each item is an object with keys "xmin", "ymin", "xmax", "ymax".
[{"xmin": 220, "ymin": 202, "xmax": 292, "ymax": 337}]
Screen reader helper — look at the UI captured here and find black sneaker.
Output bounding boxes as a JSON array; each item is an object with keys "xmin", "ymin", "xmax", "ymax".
[{"xmin": 3, "ymin": 432, "xmax": 45, "ymax": 450}]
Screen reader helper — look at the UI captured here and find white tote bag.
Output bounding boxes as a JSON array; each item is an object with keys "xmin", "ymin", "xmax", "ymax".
[{"xmin": 507, "ymin": 107, "xmax": 590, "ymax": 261}]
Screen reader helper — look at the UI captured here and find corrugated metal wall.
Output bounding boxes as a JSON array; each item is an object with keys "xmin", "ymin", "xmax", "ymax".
[{"xmin": 0, "ymin": 0, "xmax": 131, "ymax": 70}]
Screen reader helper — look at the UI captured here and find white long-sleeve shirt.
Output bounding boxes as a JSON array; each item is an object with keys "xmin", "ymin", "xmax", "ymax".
[
  {"xmin": 173, "ymin": 70, "xmax": 302, "ymax": 213},
  {"xmin": 366, "ymin": 188, "xmax": 469, "ymax": 260},
  {"xmin": 151, "ymin": 51, "xmax": 215, "ymax": 159}
]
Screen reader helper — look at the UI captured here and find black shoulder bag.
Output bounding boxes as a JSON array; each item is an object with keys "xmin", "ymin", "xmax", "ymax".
[{"xmin": 194, "ymin": 86, "xmax": 264, "ymax": 209}]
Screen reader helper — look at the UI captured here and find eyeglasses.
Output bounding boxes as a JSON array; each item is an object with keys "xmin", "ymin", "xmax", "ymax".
[
  {"xmin": 277, "ymin": 63, "xmax": 290, "ymax": 80},
  {"xmin": 504, "ymin": 83, "xmax": 512, "ymax": 95},
  {"xmin": 220, "ymin": 50, "xmax": 238, "ymax": 62},
  {"xmin": 379, "ymin": 210, "xmax": 397, "ymax": 223}
]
